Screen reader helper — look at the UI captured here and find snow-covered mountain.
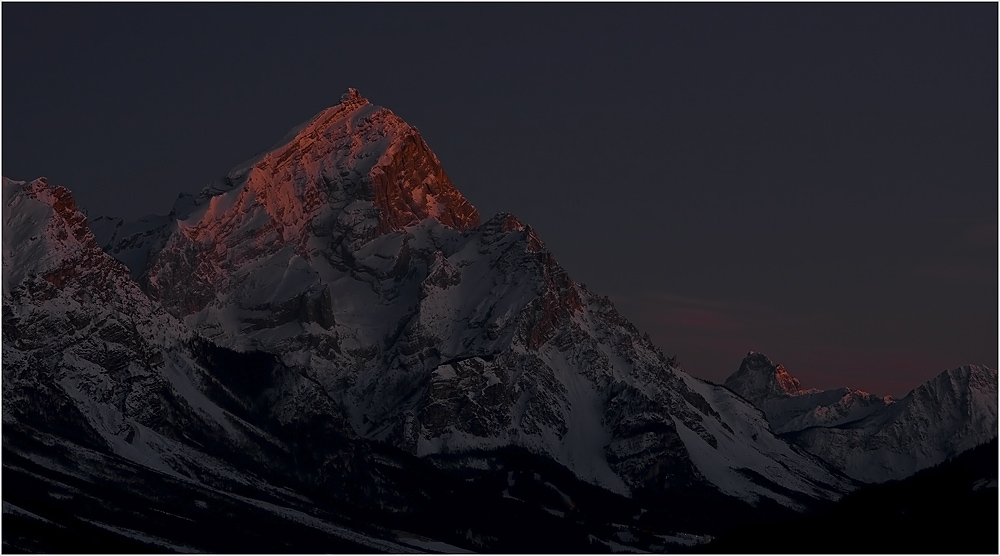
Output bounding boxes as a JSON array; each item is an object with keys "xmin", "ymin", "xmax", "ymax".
[
  {"xmin": 3, "ymin": 177, "xmax": 195, "ymax": 464},
  {"xmin": 5, "ymin": 88, "xmax": 991, "ymax": 550},
  {"xmin": 2, "ymin": 176, "xmax": 359, "ymax": 503},
  {"xmin": 3, "ymin": 176, "xmax": 511, "ymax": 552},
  {"xmin": 90, "ymin": 89, "xmax": 851, "ymax": 508},
  {"xmin": 724, "ymin": 352, "xmax": 998, "ymax": 483}
]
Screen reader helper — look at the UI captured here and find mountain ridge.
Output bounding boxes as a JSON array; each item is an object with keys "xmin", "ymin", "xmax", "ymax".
[
  {"xmin": 5, "ymin": 90, "xmax": 853, "ymax": 509},
  {"xmin": 724, "ymin": 351, "xmax": 997, "ymax": 483},
  {"xmin": 1, "ymin": 169, "xmax": 837, "ymax": 553},
  {"xmin": 3, "ymin": 88, "xmax": 995, "ymax": 551}
]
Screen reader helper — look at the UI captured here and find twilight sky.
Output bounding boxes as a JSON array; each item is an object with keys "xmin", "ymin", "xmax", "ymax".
[{"xmin": 4, "ymin": 4, "xmax": 996, "ymax": 396}]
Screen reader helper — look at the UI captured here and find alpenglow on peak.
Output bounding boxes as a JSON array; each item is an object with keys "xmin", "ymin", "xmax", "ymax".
[
  {"xmin": 100, "ymin": 89, "xmax": 481, "ymax": 316},
  {"xmin": 217, "ymin": 87, "xmax": 480, "ymax": 235}
]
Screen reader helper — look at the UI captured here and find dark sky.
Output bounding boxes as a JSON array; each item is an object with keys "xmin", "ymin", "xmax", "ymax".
[{"xmin": 4, "ymin": 4, "xmax": 996, "ymax": 396}]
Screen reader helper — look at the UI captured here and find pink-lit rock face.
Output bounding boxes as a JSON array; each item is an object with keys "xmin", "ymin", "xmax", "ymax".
[
  {"xmin": 238, "ymin": 88, "xmax": 479, "ymax": 236},
  {"xmin": 3, "ymin": 178, "xmax": 186, "ymax": 440},
  {"xmin": 726, "ymin": 352, "xmax": 814, "ymax": 400},
  {"xmin": 4, "ymin": 178, "xmax": 127, "ymax": 301},
  {"xmin": 144, "ymin": 89, "xmax": 479, "ymax": 316}
]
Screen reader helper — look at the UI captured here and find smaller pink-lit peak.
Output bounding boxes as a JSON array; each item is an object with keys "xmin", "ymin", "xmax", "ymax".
[
  {"xmin": 9, "ymin": 177, "xmax": 80, "ymax": 220},
  {"xmin": 726, "ymin": 351, "xmax": 811, "ymax": 398}
]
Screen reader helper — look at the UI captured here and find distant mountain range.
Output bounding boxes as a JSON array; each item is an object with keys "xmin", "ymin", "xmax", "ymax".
[
  {"xmin": 3, "ymin": 89, "xmax": 995, "ymax": 552},
  {"xmin": 725, "ymin": 352, "xmax": 996, "ymax": 483}
]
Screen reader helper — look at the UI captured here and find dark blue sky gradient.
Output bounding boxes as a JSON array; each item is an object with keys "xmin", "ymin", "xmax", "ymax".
[{"xmin": 4, "ymin": 4, "xmax": 996, "ymax": 395}]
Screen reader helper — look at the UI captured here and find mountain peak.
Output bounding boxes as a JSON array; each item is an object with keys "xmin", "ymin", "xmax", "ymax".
[
  {"xmin": 2, "ymin": 177, "xmax": 139, "ymax": 302},
  {"xmin": 914, "ymin": 365, "xmax": 998, "ymax": 404},
  {"xmin": 726, "ymin": 351, "xmax": 806, "ymax": 399},
  {"xmin": 723, "ymin": 352, "xmax": 900, "ymax": 440},
  {"xmin": 135, "ymin": 91, "xmax": 480, "ymax": 315},
  {"xmin": 207, "ymin": 89, "xmax": 479, "ymax": 238},
  {"xmin": 3, "ymin": 177, "xmax": 96, "ymax": 262}
]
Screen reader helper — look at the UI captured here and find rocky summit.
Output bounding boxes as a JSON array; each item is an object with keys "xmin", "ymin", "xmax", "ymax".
[{"xmin": 3, "ymin": 90, "xmax": 995, "ymax": 552}]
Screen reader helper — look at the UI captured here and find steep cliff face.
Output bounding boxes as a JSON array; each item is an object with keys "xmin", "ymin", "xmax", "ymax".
[{"xmin": 724, "ymin": 352, "xmax": 998, "ymax": 483}]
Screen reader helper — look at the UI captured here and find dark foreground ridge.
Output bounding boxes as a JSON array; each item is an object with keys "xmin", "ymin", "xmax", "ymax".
[{"xmin": 697, "ymin": 438, "xmax": 999, "ymax": 554}]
